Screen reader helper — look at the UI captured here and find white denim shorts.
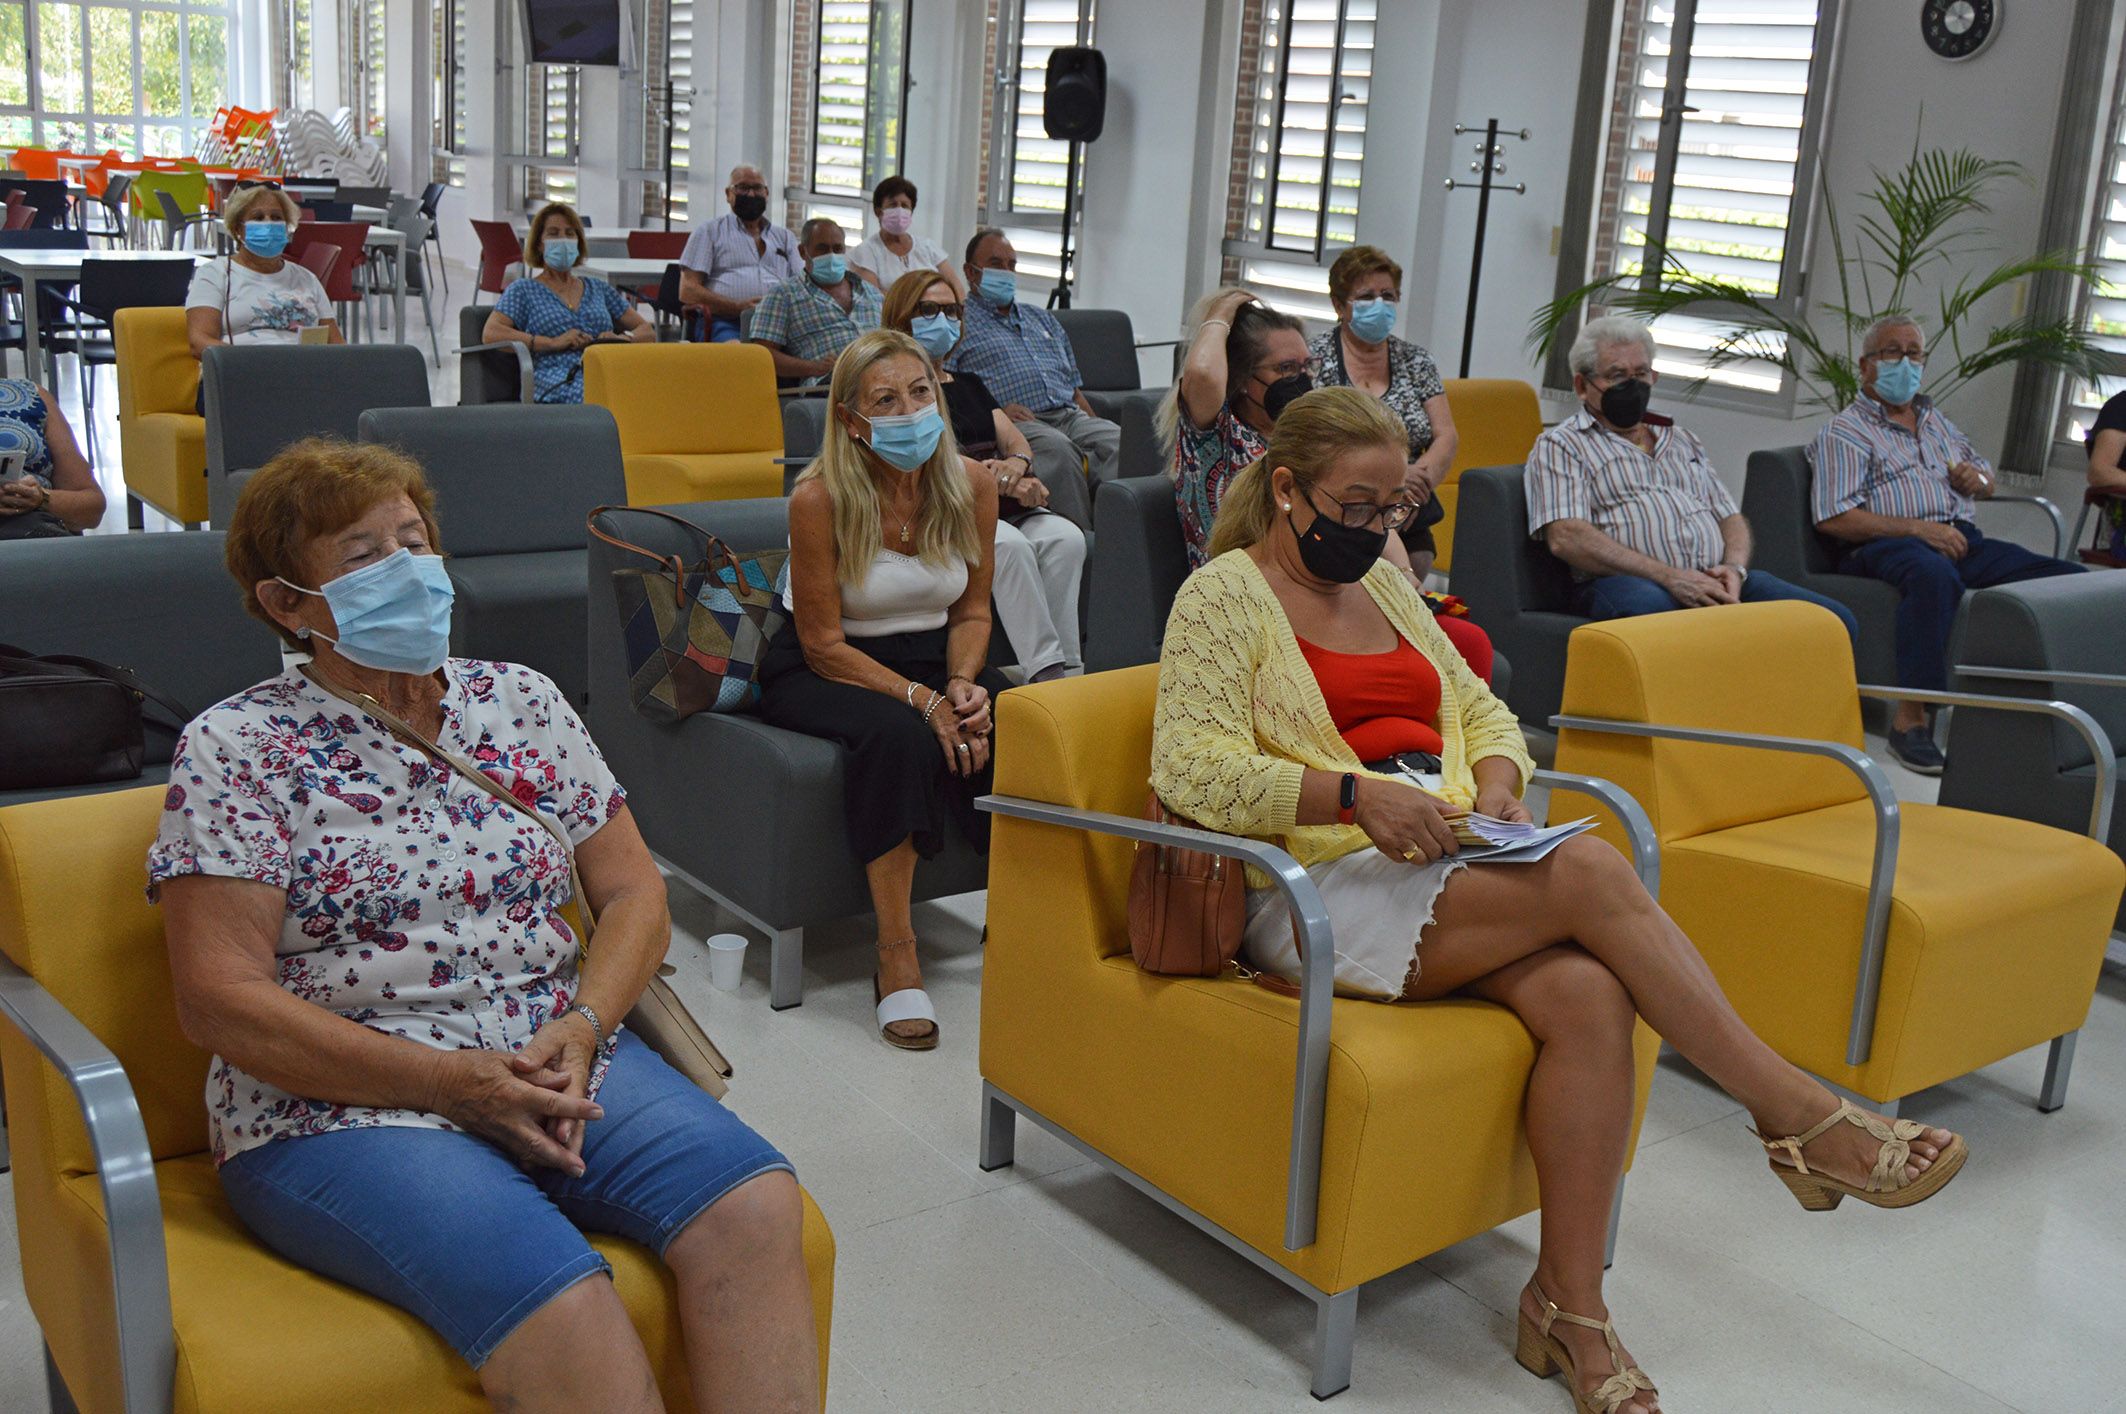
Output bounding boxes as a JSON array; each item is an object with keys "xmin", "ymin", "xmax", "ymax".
[{"xmin": 1242, "ymin": 847, "xmax": 1466, "ymax": 1001}]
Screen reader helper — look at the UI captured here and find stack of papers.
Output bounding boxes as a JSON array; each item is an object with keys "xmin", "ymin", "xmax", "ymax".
[{"xmin": 1445, "ymin": 813, "xmax": 1599, "ymax": 864}]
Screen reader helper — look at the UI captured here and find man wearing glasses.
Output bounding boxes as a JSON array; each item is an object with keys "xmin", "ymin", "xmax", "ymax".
[
  {"xmin": 677, "ymin": 164, "xmax": 801, "ymax": 342},
  {"xmin": 1811, "ymin": 315, "xmax": 2083, "ymax": 773}
]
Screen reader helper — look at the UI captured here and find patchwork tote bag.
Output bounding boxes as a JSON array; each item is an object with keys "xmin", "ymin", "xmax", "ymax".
[{"xmin": 588, "ymin": 505, "xmax": 791, "ymax": 721}]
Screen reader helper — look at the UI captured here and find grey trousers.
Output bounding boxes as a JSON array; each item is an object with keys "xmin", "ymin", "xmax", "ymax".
[
  {"xmin": 1015, "ymin": 417, "xmax": 1097, "ymax": 530},
  {"xmin": 1031, "ymin": 402, "xmax": 1120, "ymax": 497}
]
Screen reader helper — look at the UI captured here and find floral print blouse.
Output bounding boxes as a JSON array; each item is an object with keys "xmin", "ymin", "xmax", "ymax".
[
  {"xmin": 1307, "ymin": 328, "xmax": 1448, "ymax": 460},
  {"xmin": 148, "ymin": 660, "xmax": 626, "ymax": 1165}
]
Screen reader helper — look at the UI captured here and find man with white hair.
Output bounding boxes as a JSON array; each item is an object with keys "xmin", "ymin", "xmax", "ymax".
[
  {"xmin": 1811, "ymin": 315, "xmax": 2082, "ymax": 773},
  {"xmin": 677, "ymin": 163, "xmax": 800, "ymax": 342},
  {"xmin": 1527, "ymin": 312, "xmax": 1858, "ymax": 634}
]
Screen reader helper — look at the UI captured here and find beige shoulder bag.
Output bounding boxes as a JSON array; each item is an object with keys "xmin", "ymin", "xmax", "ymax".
[{"xmin": 304, "ymin": 668, "xmax": 733, "ymax": 1098}]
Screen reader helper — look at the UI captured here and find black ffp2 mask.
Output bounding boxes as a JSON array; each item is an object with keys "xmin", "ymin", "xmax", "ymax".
[
  {"xmin": 1260, "ymin": 372, "xmax": 1314, "ymax": 421},
  {"xmin": 1595, "ymin": 377, "xmax": 1652, "ymax": 429},
  {"xmin": 1288, "ymin": 495, "xmax": 1388, "ymax": 584},
  {"xmin": 732, "ymin": 193, "xmax": 768, "ymax": 222}
]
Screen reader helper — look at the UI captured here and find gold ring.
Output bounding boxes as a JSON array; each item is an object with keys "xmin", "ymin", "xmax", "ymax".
[{"xmin": 1402, "ymin": 847, "xmax": 1419, "ymax": 861}]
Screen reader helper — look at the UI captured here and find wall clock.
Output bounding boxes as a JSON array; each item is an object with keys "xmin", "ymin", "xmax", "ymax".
[{"xmin": 1921, "ymin": 0, "xmax": 2000, "ymax": 61}]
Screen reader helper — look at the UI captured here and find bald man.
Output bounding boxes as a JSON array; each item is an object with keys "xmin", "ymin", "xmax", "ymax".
[{"xmin": 678, "ymin": 163, "xmax": 802, "ymax": 342}]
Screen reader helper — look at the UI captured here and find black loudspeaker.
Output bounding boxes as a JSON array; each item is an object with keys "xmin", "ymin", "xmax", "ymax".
[{"xmin": 1042, "ymin": 47, "xmax": 1106, "ymax": 142}]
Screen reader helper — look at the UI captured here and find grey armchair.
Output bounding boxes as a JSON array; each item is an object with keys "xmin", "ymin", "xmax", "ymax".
[
  {"xmin": 0, "ymin": 531, "xmax": 282, "ymax": 808},
  {"xmin": 1947, "ymin": 572, "xmax": 2126, "ymax": 931},
  {"xmin": 357, "ymin": 405, "xmax": 626, "ymax": 705},
  {"xmin": 200, "ymin": 342, "xmax": 432, "ymax": 525},
  {"xmin": 1449, "ymin": 465, "xmax": 1584, "ymax": 727},
  {"xmin": 1084, "ymin": 474, "xmax": 1191, "ymax": 672},
  {"xmin": 1052, "ymin": 307, "xmax": 1172, "ymax": 481},
  {"xmin": 586, "ymin": 499, "xmax": 990, "ymax": 1008},
  {"xmin": 456, "ymin": 302, "xmax": 535, "ymax": 406}
]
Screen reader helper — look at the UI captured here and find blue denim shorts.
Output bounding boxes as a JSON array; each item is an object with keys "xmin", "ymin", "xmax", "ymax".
[{"xmin": 218, "ymin": 1031, "xmax": 792, "ymax": 1368}]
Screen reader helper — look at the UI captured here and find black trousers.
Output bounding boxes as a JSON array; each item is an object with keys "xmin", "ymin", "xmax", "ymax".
[{"xmin": 756, "ymin": 626, "xmax": 1010, "ymax": 864}]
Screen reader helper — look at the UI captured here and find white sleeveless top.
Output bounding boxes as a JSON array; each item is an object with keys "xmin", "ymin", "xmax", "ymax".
[{"xmin": 784, "ymin": 546, "xmax": 969, "ymax": 638}]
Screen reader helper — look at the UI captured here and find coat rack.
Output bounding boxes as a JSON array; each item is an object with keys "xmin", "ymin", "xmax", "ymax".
[{"xmin": 1442, "ymin": 119, "xmax": 1531, "ymax": 378}]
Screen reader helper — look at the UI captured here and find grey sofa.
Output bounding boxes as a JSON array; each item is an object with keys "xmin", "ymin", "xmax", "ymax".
[
  {"xmin": 201, "ymin": 343, "xmax": 433, "ymax": 525},
  {"xmin": 1449, "ymin": 465, "xmax": 1581, "ymax": 727},
  {"xmin": 457, "ymin": 302, "xmax": 535, "ymax": 405},
  {"xmin": 1741, "ymin": 446, "xmax": 1900, "ymax": 689},
  {"xmin": 1052, "ymin": 308, "xmax": 1170, "ymax": 481},
  {"xmin": 357, "ymin": 405, "xmax": 625, "ymax": 704},
  {"xmin": 586, "ymin": 499, "xmax": 991, "ymax": 1008},
  {"xmin": 1945, "ymin": 572, "xmax": 2126, "ymax": 930},
  {"xmin": 0, "ymin": 531, "xmax": 282, "ymax": 808}
]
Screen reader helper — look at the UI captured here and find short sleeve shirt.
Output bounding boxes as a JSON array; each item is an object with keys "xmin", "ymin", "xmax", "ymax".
[
  {"xmin": 748, "ymin": 273, "xmax": 883, "ymax": 375},
  {"xmin": 494, "ymin": 274, "xmax": 634, "ymax": 403},
  {"xmin": 1524, "ymin": 409, "xmax": 1739, "ymax": 577},
  {"xmin": 0, "ymin": 379, "xmax": 54, "ymax": 487},
  {"xmin": 147, "ymin": 659, "xmax": 627, "ymax": 1165},
  {"xmin": 677, "ymin": 212, "xmax": 801, "ymax": 302},
  {"xmin": 1174, "ymin": 403, "xmax": 1268, "ymax": 570},
  {"xmin": 185, "ymin": 257, "xmax": 333, "ymax": 345},
  {"xmin": 1807, "ymin": 395, "xmax": 1986, "ymax": 525},
  {"xmin": 1307, "ymin": 328, "xmax": 1447, "ymax": 459},
  {"xmin": 849, "ymin": 231, "xmax": 950, "ymax": 289}
]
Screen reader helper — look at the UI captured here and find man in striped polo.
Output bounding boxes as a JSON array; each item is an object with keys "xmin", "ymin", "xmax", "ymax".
[
  {"xmin": 1811, "ymin": 315, "xmax": 2083, "ymax": 774},
  {"xmin": 1527, "ymin": 313, "xmax": 1858, "ymax": 626}
]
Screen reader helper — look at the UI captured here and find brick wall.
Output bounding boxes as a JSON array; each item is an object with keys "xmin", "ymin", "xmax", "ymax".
[
  {"xmin": 976, "ymin": 0, "xmax": 998, "ymax": 216},
  {"xmin": 1587, "ymin": 0, "xmax": 1648, "ymax": 293},
  {"xmin": 785, "ymin": 0, "xmax": 816, "ymax": 225},
  {"xmin": 1219, "ymin": 0, "xmax": 1270, "ymax": 286}
]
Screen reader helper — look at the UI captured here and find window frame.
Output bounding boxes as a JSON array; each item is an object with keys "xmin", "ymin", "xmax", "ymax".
[
  {"xmin": 431, "ymin": 0, "xmax": 468, "ymax": 185},
  {"xmin": 342, "ymin": 0, "xmax": 387, "ymax": 143},
  {"xmin": 640, "ymin": 0, "xmax": 692, "ymax": 222},
  {"xmin": 0, "ymin": 0, "xmax": 237, "ymax": 158},
  {"xmin": 798, "ymin": 0, "xmax": 911, "ymax": 205},
  {"xmin": 981, "ymin": 0, "xmax": 1093, "ymax": 232}
]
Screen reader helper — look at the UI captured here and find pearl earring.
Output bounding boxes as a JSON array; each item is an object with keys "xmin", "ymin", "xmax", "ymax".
[{"xmin": 1281, "ymin": 502, "xmax": 1291, "ymax": 511}]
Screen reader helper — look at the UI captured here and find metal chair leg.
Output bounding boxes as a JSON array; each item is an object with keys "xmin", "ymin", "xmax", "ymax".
[
  {"xmin": 769, "ymin": 926, "xmax": 804, "ymax": 1010},
  {"xmin": 979, "ymin": 1083, "xmax": 1016, "ymax": 1171},
  {"xmin": 2039, "ymin": 1030, "xmax": 2078, "ymax": 1113},
  {"xmin": 1310, "ymin": 1287, "xmax": 1358, "ymax": 1400},
  {"xmin": 1604, "ymin": 1172, "xmax": 1626, "ymax": 1269},
  {"xmin": 45, "ymin": 1342, "xmax": 79, "ymax": 1413}
]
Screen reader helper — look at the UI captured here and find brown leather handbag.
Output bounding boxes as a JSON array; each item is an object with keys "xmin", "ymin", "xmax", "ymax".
[{"xmin": 1126, "ymin": 793, "xmax": 1248, "ymax": 976}]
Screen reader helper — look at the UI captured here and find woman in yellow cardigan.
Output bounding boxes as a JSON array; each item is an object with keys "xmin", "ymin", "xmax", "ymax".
[{"xmin": 1151, "ymin": 387, "xmax": 1966, "ymax": 1414}]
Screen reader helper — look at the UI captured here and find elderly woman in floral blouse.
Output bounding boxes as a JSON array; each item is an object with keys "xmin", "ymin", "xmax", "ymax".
[{"xmin": 150, "ymin": 439, "xmax": 816, "ymax": 1412}]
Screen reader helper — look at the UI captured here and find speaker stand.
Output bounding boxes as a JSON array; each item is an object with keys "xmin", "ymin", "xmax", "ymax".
[{"xmin": 1046, "ymin": 139, "xmax": 1081, "ymax": 310}]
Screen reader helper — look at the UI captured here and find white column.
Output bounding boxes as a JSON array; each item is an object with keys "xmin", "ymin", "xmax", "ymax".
[{"xmin": 383, "ymin": 0, "xmax": 433, "ymax": 195}]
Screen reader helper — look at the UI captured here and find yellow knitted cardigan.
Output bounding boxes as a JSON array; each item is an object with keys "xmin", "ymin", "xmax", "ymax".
[{"xmin": 1150, "ymin": 549, "xmax": 1534, "ymax": 885}]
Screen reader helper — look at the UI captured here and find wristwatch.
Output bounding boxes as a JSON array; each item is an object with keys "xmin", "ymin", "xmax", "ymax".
[
  {"xmin": 1722, "ymin": 562, "xmax": 1748, "ymax": 582},
  {"xmin": 1337, "ymin": 772, "xmax": 1358, "ymax": 826}
]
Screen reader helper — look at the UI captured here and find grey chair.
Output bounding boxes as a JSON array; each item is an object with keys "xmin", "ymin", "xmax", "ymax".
[
  {"xmin": 1052, "ymin": 307, "xmax": 1172, "ymax": 481},
  {"xmin": 1449, "ymin": 465, "xmax": 1584, "ymax": 727},
  {"xmin": 201, "ymin": 342, "xmax": 433, "ymax": 525},
  {"xmin": 0, "ymin": 532, "xmax": 282, "ymax": 808},
  {"xmin": 586, "ymin": 499, "xmax": 990, "ymax": 1008},
  {"xmin": 357, "ymin": 405, "xmax": 626, "ymax": 705},
  {"xmin": 780, "ymin": 396, "xmax": 828, "ymax": 467},
  {"xmin": 1946, "ymin": 572, "xmax": 2126, "ymax": 930},
  {"xmin": 456, "ymin": 303, "xmax": 534, "ymax": 406},
  {"xmin": 1742, "ymin": 446, "xmax": 1901, "ymax": 689},
  {"xmin": 1084, "ymin": 474, "xmax": 1191, "ymax": 673}
]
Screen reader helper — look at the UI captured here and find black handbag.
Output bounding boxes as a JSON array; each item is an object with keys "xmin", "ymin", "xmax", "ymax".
[{"xmin": 0, "ymin": 644, "xmax": 193, "ymax": 791}]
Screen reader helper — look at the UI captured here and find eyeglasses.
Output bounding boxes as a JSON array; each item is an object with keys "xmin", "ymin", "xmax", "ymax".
[
  {"xmin": 915, "ymin": 300, "xmax": 963, "ymax": 320},
  {"xmin": 1305, "ymin": 485, "xmax": 1418, "ymax": 531},
  {"xmin": 1867, "ymin": 349, "xmax": 1927, "ymax": 364},
  {"xmin": 1257, "ymin": 356, "xmax": 1321, "ymax": 382},
  {"xmin": 731, "ymin": 183, "xmax": 769, "ymax": 195}
]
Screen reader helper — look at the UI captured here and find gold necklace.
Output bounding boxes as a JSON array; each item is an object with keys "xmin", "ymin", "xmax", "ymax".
[{"xmin": 887, "ymin": 496, "xmax": 918, "ymax": 545}]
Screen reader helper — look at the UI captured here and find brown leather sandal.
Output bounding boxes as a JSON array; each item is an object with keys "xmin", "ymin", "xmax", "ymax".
[
  {"xmin": 1515, "ymin": 1279, "xmax": 1660, "ymax": 1413},
  {"xmin": 1754, "ymin": 1099, "xmax": 1967, "ymax": 1211}
]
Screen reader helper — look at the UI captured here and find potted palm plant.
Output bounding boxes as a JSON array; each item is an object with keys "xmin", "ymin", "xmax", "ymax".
[{"xmin": 1528, "ymin": 144, "xmax": 2108, "ymax": 417}]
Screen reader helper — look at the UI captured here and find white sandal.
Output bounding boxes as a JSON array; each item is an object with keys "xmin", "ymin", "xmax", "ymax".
[{"xmin": 873, "ymin": 974, "xmax": 939, "ymax": 1051}]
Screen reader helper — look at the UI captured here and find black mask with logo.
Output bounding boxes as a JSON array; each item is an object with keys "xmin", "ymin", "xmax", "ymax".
[
  {"xmin": 1592, "ymin": 377, "xmax": 1652, "ymax": 429},
  {"xmin": 732, "ymin": 193, "xmax": 768, "ymax": 222},
  {"xmin": 1287, "ymin": 489, "xmax": 1387, "ymax": 584}
]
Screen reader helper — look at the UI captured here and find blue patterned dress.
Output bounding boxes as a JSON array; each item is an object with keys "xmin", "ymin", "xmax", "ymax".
[
  {"xmin": 493, "ymin": 275, "xmax": 635, "ymax": 404},
  {"xmin": 0, "ymin": 379, "xmax": 54, "ymax": 488}
]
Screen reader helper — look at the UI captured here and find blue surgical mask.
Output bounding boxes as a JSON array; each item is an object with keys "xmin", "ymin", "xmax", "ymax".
[
  {"xmin": 280, "ymin": 549, "xmax": 455, "ymax": 676},
  {"xmin": 243, "ymin": 220, "xmax": 290, "ymax": 258},
  {"xmin": 979, "ymin": 269, "xmax": 1017, "ymax": 307},
  {"xmin": 543, "ymin": 238, "xmax": 579, "ymax": 270},
  {"xmin": 1347, "ymin": 296, "xmax": 1396, "ymax": 344},
  {"xmin": 1872, "ymin": 356, "xmax": 1923, "ymax": 406},
  {"xmin": 862, "ymin": 405, "xmax": 945, "ymax": 472},
  {"xmin": 810, "ymin": 252, "xmax": 847, "ymax": 285},
  {"xmin": 911, "ymin": 313, "xmax": 961, "ymax": 359}
]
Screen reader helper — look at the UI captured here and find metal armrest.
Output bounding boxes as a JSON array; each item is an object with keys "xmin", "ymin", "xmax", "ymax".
[
  {"xmin": 0, "ymin": 955, "xmax": 173, "ymax": 1414},
  {"xmin": 1532, "ymin": 768, "xmax": 1660, "ymax": 897},
  {"xmin": 452, "ymin": 341, "xmax": 537, "ymax": 405},
  {"xmin": 776, "ymin": 385, "xmax": 830, "ymax": 399},
  {"xmin": 1552, "ymin": 713, "xmax": 1901, "ymax": 1067},
  {"xmin": 1959, "ymin": 664, "xmax": 2126, "ymax": 691},
  {"xmin": 1856, "ymin": 683, "xmax": 2116, "ymax": 841},
  {"xmin": 1984, "ymin": 494, "xmax": 2066, "ymax": 559}
]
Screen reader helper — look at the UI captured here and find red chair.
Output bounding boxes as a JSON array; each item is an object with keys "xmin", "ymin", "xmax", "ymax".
[
  {"xmin": 625, "ymin": 230, "xmax": 689, "ymax": 303},
  {"xmin": 472, "ymin": 218, "xmax": 525, "ymax": 295},
  {"xmin": 288, "ymin": 221, "xmax": 371, "ymax": 338},
  {"xmin": 3, "ymin": 205, "xmax": 33, "ymax": 231},
  {"xmin": 297, "ymin": 243, "xmax": 341, "ymax": 290}
]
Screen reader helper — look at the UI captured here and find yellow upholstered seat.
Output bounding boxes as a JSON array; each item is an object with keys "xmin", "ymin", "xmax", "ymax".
[
  {"xmin": 0, "ymin": 787, "xmax": 835, "ymax": 1413},
  {"xmin": 584, "ymin": 342, "xmax": 785, "ymax": 504},
  {"xmin": 980, "ymin": 667, "xmax": 1661, "ymax": 1397},
  {"xmin": 1437, "ymin": 377, "xmax": 1542, "ymax": 574},
  {"xmin": 114, "ymin": 306, "xmax": 208, "ymax": 527},
  {"xmin": 1554, "ymin": 601, "xmax": 2124, "ymax": 1108}
]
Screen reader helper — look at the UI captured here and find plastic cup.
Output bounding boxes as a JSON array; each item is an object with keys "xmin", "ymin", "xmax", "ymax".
[{"xmin": 706, "ymin": 933, "xmax": 748, "ymax": 992}]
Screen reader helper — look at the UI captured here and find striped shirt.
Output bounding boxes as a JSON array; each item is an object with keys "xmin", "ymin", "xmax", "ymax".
[
  {"xmin": 1524, "ymin": 409, "xmax": 1738, "ymax": 576},
  {"xmin": 1808, "ymin": 394, "xmax": 1985, "ymax": 526},
  {"xmin": 948, "ymin": 296, "xmax": 1083, "ymax": 412},
  {"xmin": 677, "ymin": 212, "xmax": 801, "ymax": 303},
  {"xmin": 747, "ymin": 272, "xmax": 882, "ymax": 374}
]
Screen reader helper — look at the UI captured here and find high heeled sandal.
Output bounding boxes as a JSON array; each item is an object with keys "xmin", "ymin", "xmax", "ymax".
[
  {"xmin": 873, "ymin": 939, "xmax": 938, "ymax": 1051},
  {"xmin": 1753, "ymin": 1098, "xmax": 1966, "ymax": 1211},
  {"xmin": 1514, "ymin": 1280, "xmax": 1659, "ymax": 1414}
]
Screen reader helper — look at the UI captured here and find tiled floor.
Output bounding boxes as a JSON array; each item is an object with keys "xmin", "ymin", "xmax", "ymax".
[{"xmin": 7, "ymin": 274, "xmax": 2125, "ymax": 1411}]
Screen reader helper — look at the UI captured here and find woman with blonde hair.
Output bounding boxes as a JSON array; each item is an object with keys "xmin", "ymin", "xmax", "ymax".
[
  {"xmin": 482, "ymin": 201, "xmax": 654, "ymax": 404},
  {"xmin": 185, "ymin": 184, "xmax": 340, "ymax": 361},
  {"xmin": 758, "ymin": 328, "xmax": 1008, "ymax": 1049},
  {"xmin": 1157, "ymin": 385, "xmax": 1965, "ymax": 1414}
]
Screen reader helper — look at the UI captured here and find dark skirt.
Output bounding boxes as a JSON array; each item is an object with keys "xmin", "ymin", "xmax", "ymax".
[{"xmin": 756, "ymin": 625, "xmax": 1011, "ymax": 864}]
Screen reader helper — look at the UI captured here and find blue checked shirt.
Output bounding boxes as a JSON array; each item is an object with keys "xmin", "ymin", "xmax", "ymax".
[
  {"xmin": 1524, "ymin": 409, "xmax": 1738, "ymax": 578},
  {"xmin": 748, "ymin": 273, "xmax": 882, "ymax": 374},
  {"xmin": 1808, "ymin": 395, "xmax": 1985, "ymax": 526},
  {"xmin": 948, "ymin": 296, "xmax": 1083, "ymax": 412}
]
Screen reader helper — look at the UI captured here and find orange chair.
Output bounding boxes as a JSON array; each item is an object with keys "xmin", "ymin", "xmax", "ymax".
[{"xmin": 8, "ymin": 148, "xmax": 64, "ymax": 180}]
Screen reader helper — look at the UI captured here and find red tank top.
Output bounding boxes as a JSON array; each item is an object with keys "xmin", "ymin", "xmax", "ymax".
[{"xmin": 1295, "ymin": 634, "xmax": 1444, "ymax": 761}]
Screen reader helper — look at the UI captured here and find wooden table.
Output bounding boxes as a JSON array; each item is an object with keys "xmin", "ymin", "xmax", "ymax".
[{"xmin": 0, "ymin": 248, "xmax": 199, "ymax": 385}]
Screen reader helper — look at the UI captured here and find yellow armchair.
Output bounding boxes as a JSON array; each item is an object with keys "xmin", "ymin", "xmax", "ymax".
[
  {"xmin": 114, "ymin": 307, "xmax": 208, "ymax": 528},
  {"xmin": 584, "ymin": 343, "xmax": 785, "ymax": 505},
  {"xmin": 1553, "ymin": 600, "xmax": 2123, "ymax": 1112},
  {"xmin": 0, "ymin": 788, "xmax": 836, "ymax": 1413},
  {"xmin": 1436, "ymin": 377, "xmax": 1542, "ymax": 574},
  {"xmin": 977, "ymin": 666, "xmax": 1664, "ymax": 1398}
]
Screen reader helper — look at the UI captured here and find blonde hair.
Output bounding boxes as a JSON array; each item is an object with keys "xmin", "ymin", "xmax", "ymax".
[
  {"xmin": 222, "ymin": 185, "xmax": 301, "ymax": 241},
  {"xmin": 1156, "ymin": 285, "xmax": 1306, "ymax": 454},
  {"xmin": 1205, "ymin": 386, "xmax": 1408, "ymax": 559},
  {"xmin": 523, "ymin": 202, "xmax": 587, "ymax": 271},
  {"xmin": 802, "ymin": 329, "xmax": 982, "ymax": 587}
]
